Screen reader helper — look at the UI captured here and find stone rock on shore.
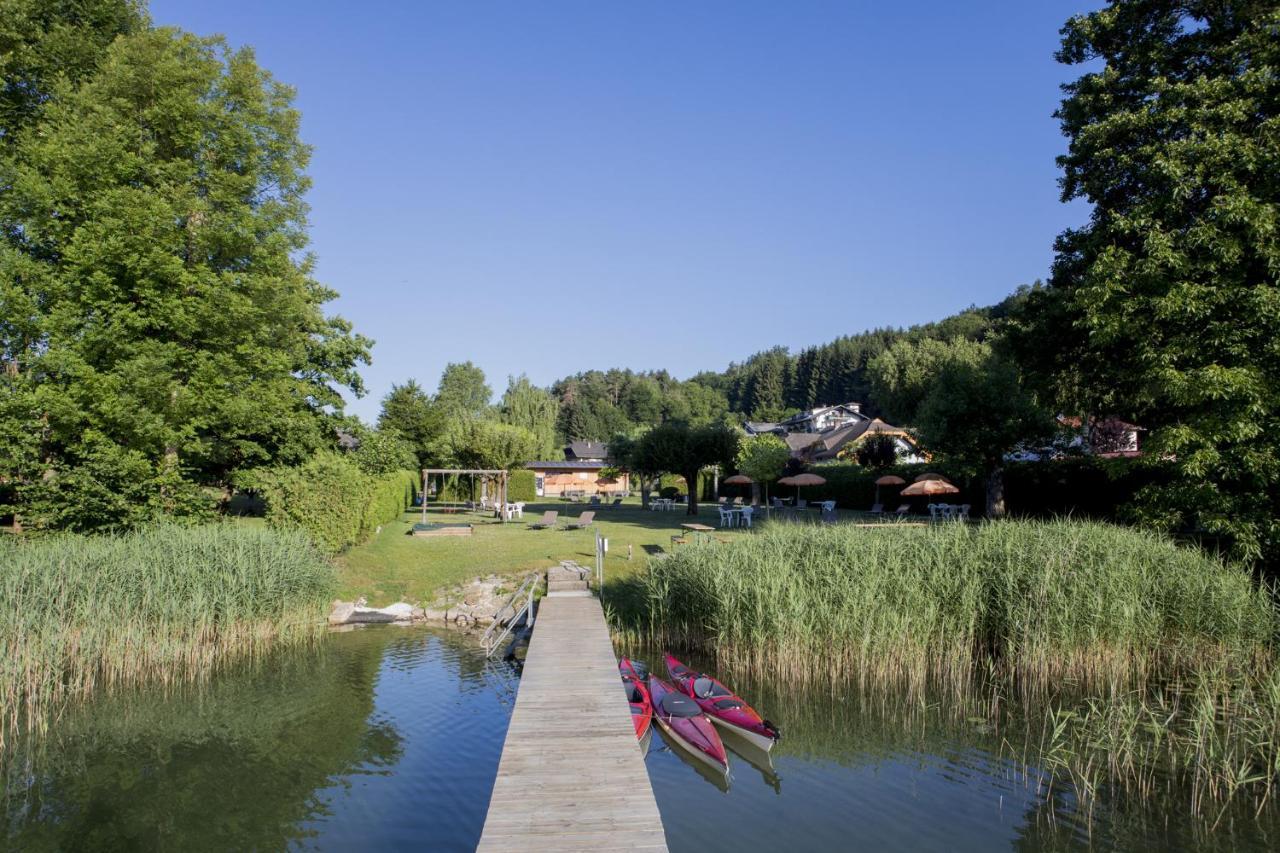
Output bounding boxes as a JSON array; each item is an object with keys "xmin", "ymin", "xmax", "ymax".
[{"xmin": 330, "ymin": 573, "xmax": 529, "ymax": 630}]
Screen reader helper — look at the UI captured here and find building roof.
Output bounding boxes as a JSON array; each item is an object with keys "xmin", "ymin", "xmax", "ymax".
[
  {"xmin": 781, "ymin": 403, "xmax": 862, "ymax": 427},
  {"xmin": 744, "ymin": 421, "xmax": 782, "ymax": 434},
  {"xmin": 783, "ymin": 432, "xmax": 823, "ymax": 452},
  {"xmin": 526, "ymin": 460, "xmax": 610, "ymax": 470},
  {"xmin": 817, "ymin": 418, "xmax": 915, "ymax": 459},
  {"xmin": 565, "ymin": 440, "xmax": 610, "ymax": 460}
]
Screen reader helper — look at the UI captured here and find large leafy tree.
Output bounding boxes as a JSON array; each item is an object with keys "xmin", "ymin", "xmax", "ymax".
[
  {"xmin": 436, "ymin": 419, "xmax": 540, "ymax": 471},
  {"xmin": 634, "ymin": 422, "xmax": 739, "ymax": 515},
  {"xmin": 0, "ymin": 27, "xmax": 371, "ymax": 529},
  {"xmin": 734, "ymin": 433, "xmax": 790, "ymax": 506},
  {"xmin": 498, "ymin": 374, "xmax": 559, "ymax": 459},
  {"xmin": 1010, "ymin": 1, "xmax": 1280, "ymax": 562},
  {"xmin": 871, "ymin": 339, "xmax": 1049, "ymax": 516},
  {"xmin": 377, "ymin": 380, "xmax": 442, "ymax": 467},
  {"xmin": 435, "ymin": 361, "xmax": 491, "ymax": 418},
  {"xmin": 0, "ymin": 0, "xmax": 143, "ymax": 150}
]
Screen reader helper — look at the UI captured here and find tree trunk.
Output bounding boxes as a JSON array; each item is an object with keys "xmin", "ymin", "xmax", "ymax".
[
  {"xmin": 640, "ymin": 478, "xmax": 652, "ymax": 509},
  {"xmin": 685, "ymin": 469, "xmax": 700, "ymax": 515},
  {"xmin": 750, "ymin": 482, "xmax": 761, "ymax": 506},
  {"xmin": 985, "ymin": 466, "xmax": 1006, "ymax": 519}
]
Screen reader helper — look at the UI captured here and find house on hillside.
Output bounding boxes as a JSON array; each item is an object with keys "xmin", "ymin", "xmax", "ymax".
[{"xmin": 745, "ymin": 402, "xmax": 926, "ymax": 464}]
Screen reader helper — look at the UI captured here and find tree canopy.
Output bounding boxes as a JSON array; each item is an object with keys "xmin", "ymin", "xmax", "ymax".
[
  {"xmin": 1010, "ymin": 0, "xmax": 1280, "ymax": 562},
  {"xmin": 632, "ymin": 422, "xmax": 739, "ymax": 515},
  {"xmin": 1, "ymin": 22, "xmax": 370, "ymax": 530},
  {"xmin": 870, "ymin": 339, "xmax": 1048, "ymax": 515},
  {"xmin": 498, "ymin": 374, "xmax": 559, "ymax": 459},
  {"xmin": 735, "ymin": 433, "xmax": 790, "ymax": 505}
]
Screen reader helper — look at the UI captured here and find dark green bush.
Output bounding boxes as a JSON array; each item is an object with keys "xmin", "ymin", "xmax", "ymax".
[
  {"xmin": 658, "ymin": 473, "xmax": 686, "ymax": 497},
  {"xmin": 364, "ymin": 470, "xmax": 418, "ymax": 532},
  {"xmin": 257, "ymin": 453, "xmax": 417, "ymax": 553},
  {"xmin": 507, "ymin": 469, "xmax": 536, "ymax": 502}
]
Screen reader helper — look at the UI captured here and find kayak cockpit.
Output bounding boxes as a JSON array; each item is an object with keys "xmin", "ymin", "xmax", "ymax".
[
  {"xmin": 692, "ymin": 677, "xmax": 732, "ymax": 699},
  {"xmin": 660, "ymin": 693, "xmax": 701, "ymax": 718}
]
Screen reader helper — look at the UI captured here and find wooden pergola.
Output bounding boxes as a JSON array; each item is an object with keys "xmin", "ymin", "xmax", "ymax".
[{"xmin": 421, "ymin": 468, "xmax": 511, "ymax": 523}]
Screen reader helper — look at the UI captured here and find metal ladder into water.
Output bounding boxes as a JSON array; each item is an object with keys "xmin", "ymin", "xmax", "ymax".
[{"xmin": 480, "ymin": 571, "xmax": 541, "ymax": 658}]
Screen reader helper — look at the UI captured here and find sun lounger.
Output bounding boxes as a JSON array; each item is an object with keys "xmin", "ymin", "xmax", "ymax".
[
  {"xmin": 869, "ymin": 503, "xmax": 884, "ymax": 515},
  {"xmin": 894, "ymin": 504, "xmax": 910, "ymax": 516},
  {"xmin": 562, "ymin": 511, "xmax": 595, "ymax": 530},
  {"xmin": 529, "ymin": 511, "xmax": 558, "ymax": 529}
]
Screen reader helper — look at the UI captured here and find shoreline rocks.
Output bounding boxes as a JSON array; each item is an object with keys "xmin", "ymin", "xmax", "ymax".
[{"xmin": 328, "ymin": 573, "xmax": 526, "ymax": 630}]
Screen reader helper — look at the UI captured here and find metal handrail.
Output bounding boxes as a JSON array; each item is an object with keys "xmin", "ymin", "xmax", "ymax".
[{"xmin": 481, "ymin": 571, "xmax": 541, "ymax": 657}]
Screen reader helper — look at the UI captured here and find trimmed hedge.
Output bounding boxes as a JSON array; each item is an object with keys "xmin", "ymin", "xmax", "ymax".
[
  {"xmin": 508, "ymin": 469, "xmax": 536, "ymax": 503},
  {"xmin": 257, "ymin": 453, "xmax": 418, "ymax": 553}
]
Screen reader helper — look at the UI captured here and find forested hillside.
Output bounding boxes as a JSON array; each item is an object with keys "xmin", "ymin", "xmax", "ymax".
[{"xmin": 544, "ymin": 289, "xmax": 1030, "ymax": 440}]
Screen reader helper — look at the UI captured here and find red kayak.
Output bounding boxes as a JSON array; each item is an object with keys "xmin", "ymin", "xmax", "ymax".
[
  {"xmin": 648, "ymin": 675, "xmax": 729, "ymax": 773},
  {"xmin": 619, "ymin": 657, "xmax": 653, "ymax": 740},
  {"xmin": 665, "ymin": 653, "xmax": 780, "ymax": 752}
]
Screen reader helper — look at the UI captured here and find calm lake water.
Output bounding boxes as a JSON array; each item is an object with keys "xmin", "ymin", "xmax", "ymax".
[{"xmin": 4, "ymin": 627, "xmax": 1278, "ymax": 851}]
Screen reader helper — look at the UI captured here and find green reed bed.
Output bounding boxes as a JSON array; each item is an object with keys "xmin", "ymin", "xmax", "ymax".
[
  {"xmin": 0, "ymin": 524, "xmax": 336, "ymax": 751},
  {"xmin": 639, "ymin": 519, "xmax": 1276, "ymax": 691},
  {"xmin": 634, "ymin": 518, "xmax": 1280, "ymax": 820}
]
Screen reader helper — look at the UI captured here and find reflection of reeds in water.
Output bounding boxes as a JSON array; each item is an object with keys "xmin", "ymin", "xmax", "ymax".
[
  {"xmin": 0, "ymin": 525, "xmax": 335, "ymax": 751},
  {"xmin": 615, "ymin": 519, "xmax": 1280, "ymax": 826}
]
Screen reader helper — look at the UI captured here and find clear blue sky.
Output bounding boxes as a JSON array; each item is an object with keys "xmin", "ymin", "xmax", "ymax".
[{"xmin": 150, "ymin": 0, "xmax": 1095, "ymax": 423}]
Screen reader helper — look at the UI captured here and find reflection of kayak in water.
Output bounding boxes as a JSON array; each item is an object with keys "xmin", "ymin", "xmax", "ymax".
[
  {"xmin": 719, "ymin": 725, "xmax": 781, "ymax": 793},
  {"xmin": 652, "ymin": 725, "xmax": 731, "ymax": 793},
  {"xmin": 648, "ymin": 675, "xmax": 728, "ymax": 774},
  {"xmin": 665, "ymin": 653, "xmax": 781, "ymax": 752}
]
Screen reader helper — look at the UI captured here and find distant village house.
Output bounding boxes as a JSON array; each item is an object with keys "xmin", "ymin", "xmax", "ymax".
[
  {"xmin": 525, "ymin": 441, "xmax": 629, "ymax": 497},
  {"xmin": 746, "ymin": 402, "xmax": 926, "ymax": 464}
]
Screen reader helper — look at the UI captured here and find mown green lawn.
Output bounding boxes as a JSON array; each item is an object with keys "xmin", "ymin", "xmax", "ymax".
[{"xmin": 334, "ymin": 498, "xmax": 755, "ymax": 605}]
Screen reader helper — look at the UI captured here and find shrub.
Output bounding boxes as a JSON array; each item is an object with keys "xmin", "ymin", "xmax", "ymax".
[
  {"xmin": 256, "ymin": 453, "xmax": 416, "ymax": 553},
  {"xmin": 351, "ymin": 429, "xmax": 418, "ymax": 475},
  {"xmin": 507, "ymin": 469, "xmax": 536, "ymax": 503},
  {"xmin": 363, "ymin": 470, "xmax": 419, "ymax": 532},
  {"xmin": 658, "ymin": 473, "xmax": 686, "ymax": 498}
]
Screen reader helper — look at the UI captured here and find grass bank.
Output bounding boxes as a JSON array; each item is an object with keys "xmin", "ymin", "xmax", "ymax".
[
  {"xmin": 334, "ymin": 500, "xmax": 751, "ymax": 604},
  {"xmin": 0, "ymin": 524, "xmax": 335, "ymax": 750}
]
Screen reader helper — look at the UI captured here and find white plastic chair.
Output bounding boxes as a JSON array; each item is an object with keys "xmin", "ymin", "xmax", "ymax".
[
  {"xmin": 928, "ymin": 504, "xmax": 939, "ymax": 521},
  {"xmin": 959, "ymin": 504, "xmax": 971, "ymax": 521},
  {"xmin": 719, "ymin": 507, "xmax": 735, "ymax": 528},
  {"xmin": 740, "ymin": 506, "xmax": 754, "ymax": 528}
]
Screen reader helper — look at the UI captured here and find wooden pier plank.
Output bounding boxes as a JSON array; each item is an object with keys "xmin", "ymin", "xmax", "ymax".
[{"xmin": 477, "ymin": 592, "xmax": 667, "ymax": 851}]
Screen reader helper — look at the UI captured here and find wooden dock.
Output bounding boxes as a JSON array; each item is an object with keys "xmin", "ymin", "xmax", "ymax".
[{"xmin": 477, "ymin": 573, "xmax": 668, "ymax": 851}]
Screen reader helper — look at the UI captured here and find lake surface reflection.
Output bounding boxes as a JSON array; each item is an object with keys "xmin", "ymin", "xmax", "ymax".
[
  {"xmin": 5, "ymin": 629, "xmax": 1278, "ymax": 851},
  {"xmin": 3, "ymin": 627, "xmax": 517, "ymax": 851}
]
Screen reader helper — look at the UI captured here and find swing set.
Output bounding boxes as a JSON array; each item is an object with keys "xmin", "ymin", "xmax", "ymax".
[{"xmin": 421, "ymin": 468, "xmax": 511, "ymax": 523}]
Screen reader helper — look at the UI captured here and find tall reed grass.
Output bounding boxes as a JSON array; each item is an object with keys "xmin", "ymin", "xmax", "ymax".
[
  {"xmin": 631, "ymin": 518, "xmax": 1280, "ymax": 821},
  {"xmin": 639, "ymin": 519, "xmax": 1276, "ymax": 692},
  {"xmin": 0, "ymin": 524, "xmax": 335, "ymax": 751}
]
